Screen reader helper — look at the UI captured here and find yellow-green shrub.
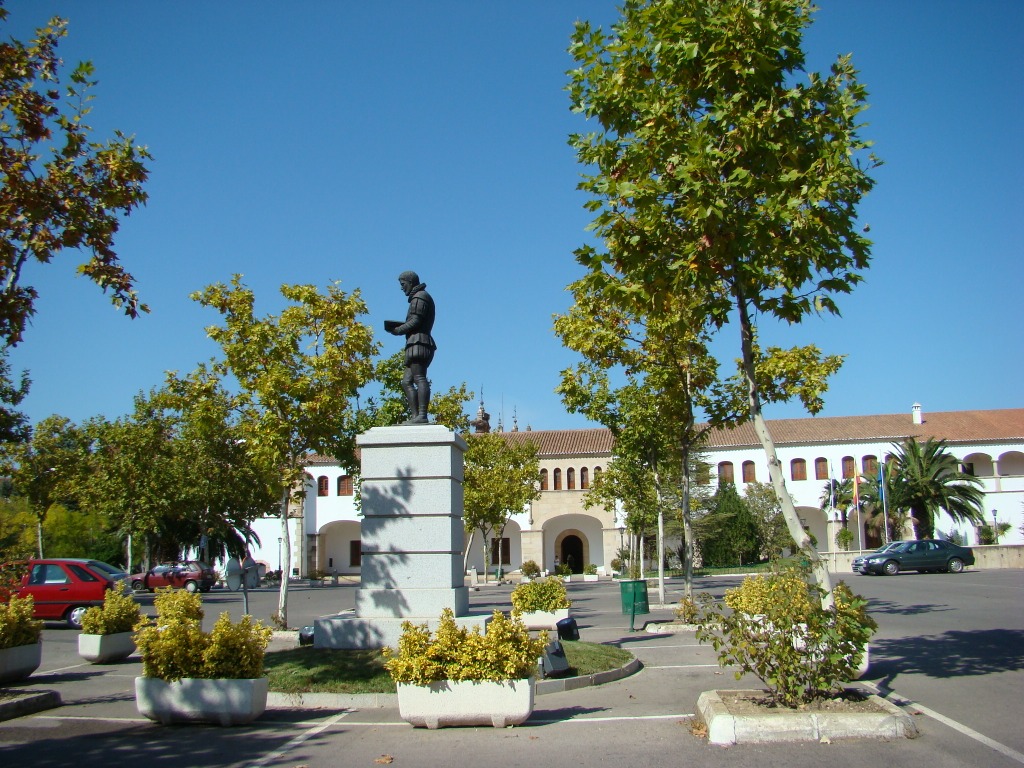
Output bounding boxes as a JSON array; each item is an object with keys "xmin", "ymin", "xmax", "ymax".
[
  {"xmin": 0, "ymin": 594, "xmax": 42, "ymax": 649},
  {"xmin": 134, "ymin": 587, "xmax": 271, "ymax": 682},
  {"xmin": 81, "ymin": 589, "xmax": 142, "ymax": 635},
  {"xmin": 697, "ymin": 562, "xmax": 877, "ymax": 707},
  {"xmin": 520, "ymin": 560, "xmax": 541, "ymax": 579},
  {"xmin": 510, "ymin": 577, "xmax": 571, "ymax": 613},
  {"xmin": 383, "ymin": 608, "xmax": 547, "ymax": 686}
]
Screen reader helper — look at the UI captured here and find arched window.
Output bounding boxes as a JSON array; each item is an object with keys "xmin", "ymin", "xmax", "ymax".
[
  {"xmin": 580, "ymin": 467, "xmax": 589, "ymax": 489},
  {"xmin": 540, "ymin": 469, "xmax": 549, "ymax": 491},
  {"xmin": 317, "ymin": 476, "xmax": 329, "ymax": 497},
  {"xmin": 566, "ymin": 467, "xmax": 575, "ymax": 490},
  {"xmin": 553, "ymin": 468, "xmax": 562, "ymax": 490},
  {"xmin": 718, "ymin": 461, "xmax": 734, "ymax": 484},
  {"xmin": 593, "ymin": 466, "xmax": 602, "ymax": 479},
  {"xmin": 790, "ymin": 458, "xmax": 807, "ymax": 481},
  {"xmin": 742, "ymin": 461, "xmax": 756, "ymax": 483},
  {"xmin": 841, "ymin": 456, "xmax": 855, "ymax": 479},
  {"xmin": 862, "ymin": 455, "xmax": 878, "ymax": 476},
  {"xmin": 815, "ymin": 457, "xmax": 829, "ymax": 480},
  {"xmin": 337, "ymin": 475, "xmax": 353, "ymax": 496}
]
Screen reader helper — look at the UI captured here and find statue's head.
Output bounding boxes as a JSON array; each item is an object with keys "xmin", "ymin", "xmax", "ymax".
[{"xmin": 398, "ymin": 271, "xmax": 419, "ymax": 295}]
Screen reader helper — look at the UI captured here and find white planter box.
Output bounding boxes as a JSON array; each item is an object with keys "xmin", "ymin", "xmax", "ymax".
[
  {"xmin": 0, "ymin": 642, "xmax": 41, "ymax": 684},
  {"xmin": 583, "ymin": 574, "xmax": 599, "ymax": 582},
  {"xmin": 79, "ymin": 631, "xmax": 136, "ymax": 664},
  {"xmin": 518, "ymin": 608, "xmax": 570, "ymax": 630},
  {"xmin": 397, "ymin": 678, "xmax": 534, "ymax": 729},
  {"xmin": 135, "ymin": 677, "xmax": 268, "ymax": 726}
]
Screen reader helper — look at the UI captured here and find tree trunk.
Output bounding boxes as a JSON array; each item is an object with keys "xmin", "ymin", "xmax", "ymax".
[
  {"xmin": 733, "ymin": 287, "xmax": 834, "ymax": 608},
  {"xmin": 681, "ymin": 446, "xmax": 694, "ymax": 601},
  {"xmin": 277, "ymin": 486, "xmax": 291, "ymax": 628},
  {"xmin": 463, "ymin": 528, "xmax": 475, "ymax": 574}
]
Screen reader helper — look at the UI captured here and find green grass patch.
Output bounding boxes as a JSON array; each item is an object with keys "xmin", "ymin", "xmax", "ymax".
[
  {"xmin": 264, "ymin": 641, "xmax": 634, "ymax": 694},
  {"xmin": 265, "ymin": 647, "xmax": 395, "ymax": 694},
  {"xmin": 561, "ymin": 640, "xmax": 634, "ymax": 676}
]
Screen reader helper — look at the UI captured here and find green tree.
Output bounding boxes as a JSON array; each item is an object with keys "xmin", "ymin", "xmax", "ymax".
[
  {"xmin": 566, "ymin": 0, "xmax": 878, "ymax": 605},
  {"xmin": 462, "ymin": 431, "xmax": 540, "ymax": 582},
  {"xmin": 556, "ymin": 270, "xmax": 731, "ymax": 601},
  {"xmin": 698, "ymin": 482, "xmax": 760, "ymax": 567},
  {"xmin": 0, "ymin": 413, "xmax": 90, "ymax": 557},
  {"xmin": 742, "ymin": 481, "xmax": 790, "ymax": 560},
  {"xmin": 81, "ymin": 395, "xmax": 180, "ymax": 565},
  {"xmin": 0, "ymin": 3, "xmax": 151, "ymax": 347},
  {"xmin": 0, "ymin": 493, "xmax": 35, "ymax": 560},
  {"xmin": 0, "ymin": 350, "xmax": 29, "ymax": 443},
  {"xmin": 40, "ymin": 502, "xmax": 122, "ymax": 564},
  {"xmin": 887, "ymin": 437, "xmax": 985, "ymax": 539},
  {"xmin": 191, "ymin": 276, "xmax": 377, "ymax": 627}
]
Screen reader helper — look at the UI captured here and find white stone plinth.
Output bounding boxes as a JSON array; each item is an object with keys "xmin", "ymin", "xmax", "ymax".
[{"xmin": 314, "ymin": 425, "xmax": 488, "ymax": 649}]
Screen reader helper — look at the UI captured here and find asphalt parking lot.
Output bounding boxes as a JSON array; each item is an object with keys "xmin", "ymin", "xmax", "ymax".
[{"xmin": 1, "ymin": 568, "xmax": 1021, "ymax": 768}]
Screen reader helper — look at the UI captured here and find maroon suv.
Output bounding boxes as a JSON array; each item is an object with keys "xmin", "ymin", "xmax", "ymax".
[
  {"xmin": 16, "ymin": 558, "xmax": 129, "ymax": 629},
  {"xmin": 130, "ymin": 561, "xmax": 216, "ymax": 593}
]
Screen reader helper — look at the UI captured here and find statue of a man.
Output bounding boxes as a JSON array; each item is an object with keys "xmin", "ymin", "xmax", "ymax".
[{"xmin": 386, "ymin": 271, "xmax": 436, "ymax": 424}]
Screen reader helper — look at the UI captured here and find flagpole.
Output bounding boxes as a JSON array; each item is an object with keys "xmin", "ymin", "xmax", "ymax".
[{"xmin": 879, "ymin": 459, "xmax": 890, "ymax": 543}]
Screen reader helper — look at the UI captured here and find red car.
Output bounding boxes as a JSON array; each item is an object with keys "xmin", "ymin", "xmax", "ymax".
[
  {"xmin": 16, "ymin": 558, "xmax": 129, "ymax": 629},
  {"xmin": 130, "ymin": 561, "xmax": 216, "ymax": 593}
]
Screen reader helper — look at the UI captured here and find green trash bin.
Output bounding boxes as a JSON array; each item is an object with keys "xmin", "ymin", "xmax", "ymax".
[{"xmin": 619, "ymin": 579, "xmax": 649, "ymax": 615}]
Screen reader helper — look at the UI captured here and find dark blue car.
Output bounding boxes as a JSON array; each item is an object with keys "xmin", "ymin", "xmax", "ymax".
[{"xmin": 854, "ymin": 539, "xmax": 975, "ymax": 576}]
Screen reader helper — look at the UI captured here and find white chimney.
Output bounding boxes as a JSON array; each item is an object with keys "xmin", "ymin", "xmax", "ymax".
[{"xmin": 912, "ymin": 403, "xmax": 923, "ymax": 425}]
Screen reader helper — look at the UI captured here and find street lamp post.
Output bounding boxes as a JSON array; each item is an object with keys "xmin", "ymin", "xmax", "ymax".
[
  {"xmin": 992, "ymin": 510, "xmax": 998, "ymax": 544},
  {"xmin": 277, "ymin": 537, "xmax": 283, "ymax": 575}
]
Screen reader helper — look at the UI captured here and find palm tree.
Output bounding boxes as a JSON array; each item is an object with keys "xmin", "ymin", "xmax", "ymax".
[
  {"xmin": 887, "ymin": 438, "xmax": 985, "ymax": 539},
  {"xmin": 820, "ymin": 478, "xmax": 854, "ymax": 527}
]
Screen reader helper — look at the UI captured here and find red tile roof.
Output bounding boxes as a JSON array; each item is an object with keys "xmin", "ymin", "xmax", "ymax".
[
  {"xmin": 306, "ymin": 409, "xmax": 1024, "ymax": 464},
  {"xmin": 495, "ymin": 429, "xmax": 614, "ymax": 458},
  {"xmin": 702, "ymin": 409, "xmax": 1024, "ymax": 449}
]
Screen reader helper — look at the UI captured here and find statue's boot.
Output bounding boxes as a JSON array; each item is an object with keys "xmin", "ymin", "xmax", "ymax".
[
  {"xmin": 410, "ymin": 376, "xmax": 430, "ymax": 424},
  {"xmin": 401, "ymin": 381, "xmax": 420, "ymax": 425}
]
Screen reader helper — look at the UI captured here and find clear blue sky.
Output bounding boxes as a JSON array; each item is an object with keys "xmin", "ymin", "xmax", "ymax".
[{"xmin": 6, "ymin": 1, "xmax": 1022, "ymax": 432}]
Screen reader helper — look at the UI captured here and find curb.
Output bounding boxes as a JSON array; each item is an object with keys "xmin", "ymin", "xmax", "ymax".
[
  {"xmin": 536, "ymin": 656, "xmax": 642, "ymax": 695},
  {"xmin": 268, "ymin": 691, "xmax": 397, "ymax": 709},
  {"xmin": 643, "ymin": 621, "xmax": 697, "ymax": 634},
  {"xmin": 0, "ymin": 690, "xmax": 62, "ymax": 722},
  {"xmin": 696, "ymin": 689, "xmax": 919, "ymax": 745},
  {"xmin": 265, "ymin": 657, "xmax": 642, "ymax": 710}
]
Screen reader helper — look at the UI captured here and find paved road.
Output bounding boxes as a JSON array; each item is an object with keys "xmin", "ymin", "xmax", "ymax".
[{"xmin": 1, "ymin": 569, "xmax": 1021, "ymax": 768}]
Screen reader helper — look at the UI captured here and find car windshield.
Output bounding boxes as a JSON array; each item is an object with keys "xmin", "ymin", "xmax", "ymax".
[{"xmin": 88, "ymin": 560, "xmax": 127, "ymax": 579}]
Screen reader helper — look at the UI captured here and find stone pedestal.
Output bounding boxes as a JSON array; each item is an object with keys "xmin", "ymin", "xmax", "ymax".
[{"xmin": 314, "ymin": 425, "xmax": 488, "ymax": 649}]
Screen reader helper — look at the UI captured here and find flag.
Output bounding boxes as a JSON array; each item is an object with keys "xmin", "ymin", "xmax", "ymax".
[{"xmin": 852, "ymin": 470, "xmax": 860, "ymax": 511}]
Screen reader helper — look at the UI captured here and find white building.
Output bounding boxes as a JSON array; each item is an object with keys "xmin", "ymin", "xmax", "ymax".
[{"xmin": 245, "ymin": 406, "xmax": 1024, "ymax": 577}]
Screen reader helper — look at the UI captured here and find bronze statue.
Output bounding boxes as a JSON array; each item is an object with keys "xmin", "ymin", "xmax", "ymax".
[{"xmin": 385, "ymin": 271, "xmax": 436, "ymax": 424}]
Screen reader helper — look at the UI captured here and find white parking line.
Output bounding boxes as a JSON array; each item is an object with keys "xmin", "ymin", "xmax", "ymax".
[
  {"xmin": 643, "ymin": 664, "xmax": 721, "ymax": 669},
  {"xmin": 860, "ymin": 682, "xmax": 1024, "ymax": 765},
  {"xmin": 245, "ymin": 711, "xmax": 349, "ymax": 768}
]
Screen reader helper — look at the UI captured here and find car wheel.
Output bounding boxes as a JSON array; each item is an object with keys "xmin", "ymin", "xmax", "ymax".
[
  {"xmin": 947, "ymin": 557, "xmax": 965, "ymax": 574},
  {"xmin": 132, "ymin": 580, "xmax": 145, "ymax": 592},
  {"xmin": 67, "ymin": 605, "xmax": 88, "ymax": 629},
  {"xmin": 184, "ymin": 580, "xmax": 199, "ymax": 593},
  {"xmin": 883, "ymin": 560, "xmax": 899, "ymax": 576}
]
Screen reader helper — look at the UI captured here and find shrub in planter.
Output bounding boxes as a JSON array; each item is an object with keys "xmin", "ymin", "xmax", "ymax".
[
  {"xmin": 384, "ymin": 608, "xmax": 547, "ymax": 686},
  {"xmin": 133, "ymin": 588, "xmax": 273, "ymax": 726},
  {"xmin": 696, "ymin": 562, "xmax": 876, "ymax": 708},
  {"xmin": 384, "ymin": 609, "xmax": 547, "ymax": 728},
  {"xmin": 134, "ymin": 588, "xmax": 272, "ymax": 681},
  {"xmin": 0, "ymin": 594, "xmax": 43, "ymax": 683},
  {"xmin": 583, "ymin": 563, "xmax": 598, "ymax": 575},
  {"xmin": 0, "ymin": 594, "xmax": 43, "ymax": 649},
  {"xmin": 520, "ymin": 560, "xmax": 541, "ymax": 579},
  {"xmin": 82, "ymin": 589, "xmax": 142, "ymax": 635},
  {"xmin": 511, "ymin": 577, "xmax": 571, "ymax": 614},
  {"xmin": 80, "ymin": 589, "xmax": 143, "ymax": 663},
  {"xmin": 555, "ymin": 563, "xmax": 572, "ymax": 577}
]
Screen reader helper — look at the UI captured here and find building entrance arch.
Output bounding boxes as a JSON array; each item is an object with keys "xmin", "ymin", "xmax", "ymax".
[{"xmin": 559, "ymin": 534, "xmax": 585, "ymax": 574}]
